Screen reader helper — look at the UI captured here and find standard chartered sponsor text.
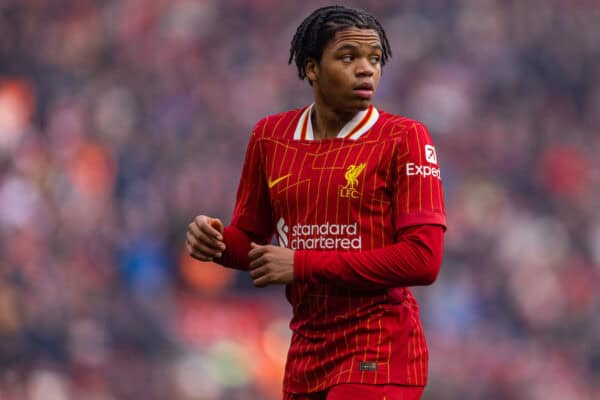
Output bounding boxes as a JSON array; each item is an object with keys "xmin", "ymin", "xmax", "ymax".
[
  {"xmin": 292, "ymin": 235, "xmax": 362, "ymax": 250},
  {"xmin": 283, "ymin": 221, "xmax": 362, "ymax": 250}
]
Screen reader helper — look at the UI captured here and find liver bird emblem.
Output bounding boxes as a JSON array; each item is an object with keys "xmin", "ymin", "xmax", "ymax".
[{"xmin": 343, "ymin": 163, "xmax": 366, "ymax": 190}]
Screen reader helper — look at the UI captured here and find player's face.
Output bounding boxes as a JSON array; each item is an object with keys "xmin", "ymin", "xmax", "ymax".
[{"xmin": 307, "ymin": 27, "xmax": 383, "ymax": 114}]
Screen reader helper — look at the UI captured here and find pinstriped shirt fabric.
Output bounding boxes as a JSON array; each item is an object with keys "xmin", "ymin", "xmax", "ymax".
[{"xmin": 230, "ymin": 106, "xmax": 446, "ymax": 394}]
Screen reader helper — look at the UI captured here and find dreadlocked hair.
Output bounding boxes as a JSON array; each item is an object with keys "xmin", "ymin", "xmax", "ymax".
[{"xmin": 289, "ymin": 5, "xmax": 392, "ymax": 81}]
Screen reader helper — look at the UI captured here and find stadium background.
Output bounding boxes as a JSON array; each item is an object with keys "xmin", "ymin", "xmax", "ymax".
[{"xmin": 0, "ymin": 0, "xmax": 599, "ymax": 399}]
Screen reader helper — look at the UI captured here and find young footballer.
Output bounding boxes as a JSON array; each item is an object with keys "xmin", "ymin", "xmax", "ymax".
[{"xmin": 186, "ymin": 6, "xmax": 446, "ymax": 400}]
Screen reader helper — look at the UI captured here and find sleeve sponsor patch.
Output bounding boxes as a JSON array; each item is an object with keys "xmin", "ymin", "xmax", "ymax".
[{"xmin": 425, "ymin": 144, "xmax": 437, "ymax": 164}]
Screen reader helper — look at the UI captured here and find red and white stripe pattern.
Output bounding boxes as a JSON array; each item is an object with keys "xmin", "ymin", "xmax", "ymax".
[{"xmin": 293, "ymin": 104, "xmax": 380, "ymax": 141}]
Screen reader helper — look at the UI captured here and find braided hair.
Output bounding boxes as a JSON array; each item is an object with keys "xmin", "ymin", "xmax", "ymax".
[{"xmin": 289, "ymin": 5, "xmax": 392, "ymax": 81}]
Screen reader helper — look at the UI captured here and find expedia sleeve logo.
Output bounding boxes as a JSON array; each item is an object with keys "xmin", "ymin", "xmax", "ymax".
[
  {"xmin": 425, "ymin": 144, "xmax": 437, "ymax": 164},
  {"xmin": 406, "ymin": 145, "xmax": 441, "ymax": 180},
  {"xmin": 339, "ymin": 163, "xmax": 366, "ymax": 199},
  {"xmin": 406, "ymin": 163, "xmax": 441, "ymax": 179}
]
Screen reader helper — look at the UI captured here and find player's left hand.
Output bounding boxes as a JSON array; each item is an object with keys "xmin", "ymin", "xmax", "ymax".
[{"xmin": 248, "ymin": 243, "xmax": 294, "ymax": 287}]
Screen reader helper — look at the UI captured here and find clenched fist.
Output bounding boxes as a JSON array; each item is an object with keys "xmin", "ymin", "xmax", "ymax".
[{"xmin": 186, "ymin": 215, "xmax": 225, "ymax": 262}]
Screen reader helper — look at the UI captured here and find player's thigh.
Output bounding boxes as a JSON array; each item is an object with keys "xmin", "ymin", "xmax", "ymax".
[
  {"xmin": 283, "ymin": 391, "xmax": 327, "ymax": 400},
  {"xmin": 326, "ymin": 383, "xmax": 424, "ymax": 400}
]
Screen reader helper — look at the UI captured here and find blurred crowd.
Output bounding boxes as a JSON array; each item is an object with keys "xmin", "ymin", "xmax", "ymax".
[{"xmin": 0, "ymin": 0, "xmax": 599, "ymax": 399}]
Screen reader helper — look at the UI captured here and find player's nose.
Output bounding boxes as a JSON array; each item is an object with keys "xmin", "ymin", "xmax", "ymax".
[{"xmin": 355, "ymin": 57, "xmax": 375, "ymax": 77}]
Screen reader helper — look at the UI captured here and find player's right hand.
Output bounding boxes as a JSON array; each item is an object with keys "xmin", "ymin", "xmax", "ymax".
[{"xmin": 186, "ymin": 215, "xmax": 226, "ymax": 262}]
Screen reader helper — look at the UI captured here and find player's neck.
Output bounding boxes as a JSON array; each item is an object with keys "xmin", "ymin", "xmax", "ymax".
[{"xmin": 311, "ymin": 102, "xmax": 357, "ymax": 140}]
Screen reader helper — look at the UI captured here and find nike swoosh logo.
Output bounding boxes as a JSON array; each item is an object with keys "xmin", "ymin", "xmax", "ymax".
[{"xmin": 268, "ymin": 174, "xmax": 291, "ymax": 189}]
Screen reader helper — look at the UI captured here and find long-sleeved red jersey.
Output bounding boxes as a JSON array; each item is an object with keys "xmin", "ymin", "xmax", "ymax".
[{"xmin": 218, "ymin": 104, "xmax": 446, "ymax": 394}]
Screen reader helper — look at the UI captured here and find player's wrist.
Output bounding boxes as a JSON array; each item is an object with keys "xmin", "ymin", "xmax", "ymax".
[
  {"xmin": 293, "ymin": 250, "xmax": 307, "ymax": 282},
  {"xmin": 293, "ymin": 250, "xmax": 321, "ymax": 283}
]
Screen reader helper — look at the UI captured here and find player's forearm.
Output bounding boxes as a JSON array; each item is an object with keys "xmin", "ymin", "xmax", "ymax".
[
  {"xmin": 294, "ymin": 225, "xmax": 444, "ymax": 289},
  {"xmin": 216, "ymin": 225, "xmax": 268, "ymax": 270}
]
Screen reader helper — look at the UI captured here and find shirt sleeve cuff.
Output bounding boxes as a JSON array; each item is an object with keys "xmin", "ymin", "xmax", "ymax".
[{"xmin": 294, "ymin": 250, "xmax": 315, "ymax": 283}]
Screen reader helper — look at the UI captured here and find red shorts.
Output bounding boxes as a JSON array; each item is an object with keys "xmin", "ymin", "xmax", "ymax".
[{"xmin": 283, "ymin": 384, "xmax": 424, "ymax": 400}]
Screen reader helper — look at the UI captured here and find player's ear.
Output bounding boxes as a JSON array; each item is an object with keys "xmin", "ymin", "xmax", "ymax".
[{"xmin": 305, "ymin": 58, "xmax": 319, "ymax": 84}]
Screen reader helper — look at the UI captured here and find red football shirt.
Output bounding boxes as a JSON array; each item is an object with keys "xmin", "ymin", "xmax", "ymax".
[{"xmin": 220, "ymin": 104, "xmax": 446, "ymax": 393}]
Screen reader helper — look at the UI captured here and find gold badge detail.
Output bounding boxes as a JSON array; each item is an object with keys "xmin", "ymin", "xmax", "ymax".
[{"xmin": 339, "ymin": 163, "xmax": 366, "ymax": 199}]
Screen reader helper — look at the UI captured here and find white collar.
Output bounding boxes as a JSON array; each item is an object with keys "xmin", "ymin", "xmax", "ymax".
[{"xmin": 293, "ymin": 104, "xmax": 379, "ymax": 141}]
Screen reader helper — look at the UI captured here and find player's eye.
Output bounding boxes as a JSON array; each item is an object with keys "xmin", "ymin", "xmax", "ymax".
[
  {"xmin": 341, "ymin": 54, "xmax": 353, "ymax": 63},
  {"xmin": 369, "ymin": 55, "xmax": 381, "ymax": 64}
]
